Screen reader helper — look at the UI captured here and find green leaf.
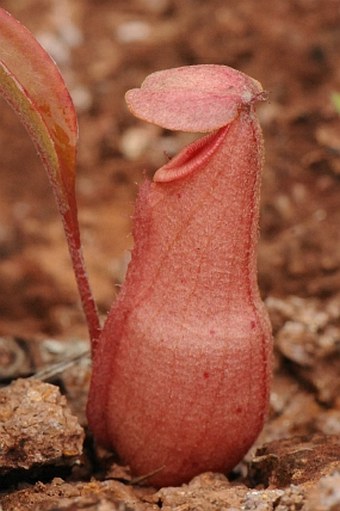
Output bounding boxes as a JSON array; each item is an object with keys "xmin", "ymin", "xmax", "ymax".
[{"xmin": 331, "ymin": 92, "xmax": 340, "ymax": 116}]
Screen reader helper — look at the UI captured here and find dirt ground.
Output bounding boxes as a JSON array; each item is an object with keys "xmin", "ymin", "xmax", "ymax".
[{"xmin": 0, "ymin": 0, "xmax": 340, "ymax": 509}]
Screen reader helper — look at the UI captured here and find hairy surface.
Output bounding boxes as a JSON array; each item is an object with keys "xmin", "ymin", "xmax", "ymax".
[{"xmin": 87, "ymin": 65, "xmax": 272, "ymax": 486}]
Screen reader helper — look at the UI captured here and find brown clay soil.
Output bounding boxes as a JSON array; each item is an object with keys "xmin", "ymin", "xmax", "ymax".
[{"xmin": 0, "ymin": 0, "xmax": 340, "ymax": 509}]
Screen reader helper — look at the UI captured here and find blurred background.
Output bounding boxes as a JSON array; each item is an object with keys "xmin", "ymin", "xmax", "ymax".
[{"xmin": 0, "ymin": 0, "xmax": 339, "ymax": 342}]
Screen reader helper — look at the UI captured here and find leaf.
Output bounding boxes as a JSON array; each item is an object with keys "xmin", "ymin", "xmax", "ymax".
[
  {"xmin": 125, "ymin": 65, "xmax": 265, "ymax": 132},
  {"xmin": 331, "ymin": 91, "xmax": 340, "ymax": 116},
  {"xmin": 0, "ymin": 8, "xmax": 77, "ymax": 208},
  {"xmin": 0, "ymin": 8, "xmax": 100, "ymax": 345}
]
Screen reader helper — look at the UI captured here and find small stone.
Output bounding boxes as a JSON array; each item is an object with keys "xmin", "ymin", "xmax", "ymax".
[
  {"xmin": 242, "ymin": 489, "xmax": 284, "ymax": 510},
  {"xmin": 155, "ymin": 472, "xmax": 248, "ymax": 510},
  {"xmin": 0, "ymin": 378, "xmax": 84, "ymax": 474},
  {"xmin": 0, "ymin": 337, "xmax": 30, "ymax": 380},
  {"xmin": 304, "ymin": 471, "xmax": 340, "ymax": 511},
  {"xmin": 249, "ymin": 434, "xmax": 340, "ymax": 487},
  {"xmin": 119, "ymin": 125, "xmax": 159, "ymax": 161},
  {"xmin": 115, "ymin": 20, "xmax": 151, "ymax": 43},
  {"xmin": 0, "ymin": 478, "xmax": 154, "ymax": 511},
  {"xmin": 266, "ymin": 295, "xmax": 340, "ymax": 404}
]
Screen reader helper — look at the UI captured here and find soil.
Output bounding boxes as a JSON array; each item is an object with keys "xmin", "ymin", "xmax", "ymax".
[{"xmin": 0, "ymin": 0, "xmax": 339, "ymax": 509}]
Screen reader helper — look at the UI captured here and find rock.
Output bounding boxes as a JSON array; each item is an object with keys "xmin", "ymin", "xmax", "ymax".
[
  {"xmin": 266, "ymin": 295, "xmax": 340, "ymax": 404},
  {"xmin": 242, "ymin": 487, "xmax": 305, "ymax": 511},
  {"xmin": 155, "ymin": 472, "xmax": 248, "ymax": 511},
  {"xmin": 304, "ymin": 471, "xmax": 340, "ymax": 511},
  {"xmin": 249, "ymin": 434, "xmax": 340, "ymax": 487},
  {"xmin": 0, "ymin": 337, "xmax": 31, "ymax": 380},
  {"xmin": 0, "ymin": 378, "xmax": 84, "ymax": 475},
  {"xmin": 154, "ymin": 473, "xmax": 308, "ymax": 511},
  {"xmin": 0, "ymin": 478, "xmax": 156, "ymax": 511}
]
